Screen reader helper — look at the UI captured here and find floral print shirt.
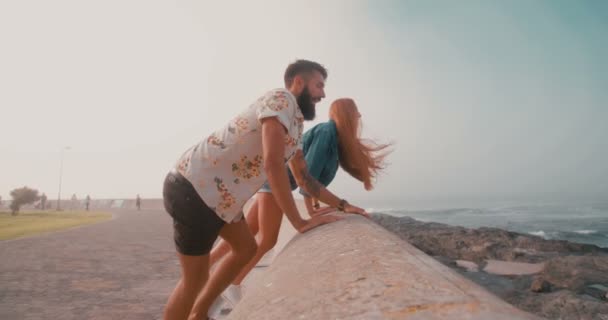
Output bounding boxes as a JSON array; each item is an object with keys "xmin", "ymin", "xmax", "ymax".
[{"xmin": 175, "ymin": 88, "xmax": 304, "ymax": 222}]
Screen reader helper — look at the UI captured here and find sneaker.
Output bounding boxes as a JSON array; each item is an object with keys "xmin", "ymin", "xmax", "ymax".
[
  {"xmin": 207, "ymin": 295, "xmax": 225, "ymax": 319},
  {"xmin": 221, "ymin": 284, "xmax": 243, "ymax": 307}
]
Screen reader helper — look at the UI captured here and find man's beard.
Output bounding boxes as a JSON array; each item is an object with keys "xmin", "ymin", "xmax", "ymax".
[{"xmin": 297, "ymin": 87, "xmax": 316, "ymax": 120}]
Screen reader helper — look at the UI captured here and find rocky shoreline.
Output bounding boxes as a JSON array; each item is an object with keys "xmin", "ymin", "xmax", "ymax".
[{"xmin": 371, "ymin": 213, "xmax": 608, "ymax": 320}]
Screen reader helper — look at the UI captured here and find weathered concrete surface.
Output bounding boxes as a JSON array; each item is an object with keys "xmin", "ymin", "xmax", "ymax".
[{"xmin": 228, "ymin": 215, "xmax": 542, "ymax": 320}]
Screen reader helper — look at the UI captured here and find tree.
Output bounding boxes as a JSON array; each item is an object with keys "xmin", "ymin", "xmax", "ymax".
[{"xmin": 10, "ymin": 186, "xmax": 40, "ymax": 215}]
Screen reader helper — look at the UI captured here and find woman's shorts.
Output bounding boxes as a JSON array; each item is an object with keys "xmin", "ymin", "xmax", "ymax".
[{"xmin": 258, "ymin": 171, "xmax": 299, "ymax": 193}]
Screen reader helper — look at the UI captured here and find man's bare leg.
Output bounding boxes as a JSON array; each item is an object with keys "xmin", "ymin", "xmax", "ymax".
[
  {"xmin": 163, "ymin": 253, "xmax": 209, "ymax": 320},
  {"xmin": 187, "ymin": 219, "xmax": 257, "ymax": 319},
  {"xmin": 232, "ymin": 193, "xmax": 283, "ymax": 285}
]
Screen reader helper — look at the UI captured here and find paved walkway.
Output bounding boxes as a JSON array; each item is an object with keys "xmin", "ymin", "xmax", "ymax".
[
  {"xmin": 0, "ymin": 209, "xmax": 180, "ymax": 320},
  {"xmin": 0, "ymin": 206, "xmax": 298, "ymax": 320}
]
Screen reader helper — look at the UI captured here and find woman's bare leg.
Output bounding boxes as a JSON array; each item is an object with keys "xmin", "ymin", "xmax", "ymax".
[
  {"xmin": 232, "ymin": 193, "xmax": 283, "ymax": 285},
  {"xmin": 209, "ymin": 198, "xmax": 261, "ymax": 266},
  {"xmin": 187, "ymin": 219, "xmax": 257, "ymax": 319}
]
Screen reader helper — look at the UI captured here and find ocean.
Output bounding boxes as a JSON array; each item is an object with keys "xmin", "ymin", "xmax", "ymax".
[{"xmin": 370, "ymin": 202, "xmax": 608, "ymax": 248}]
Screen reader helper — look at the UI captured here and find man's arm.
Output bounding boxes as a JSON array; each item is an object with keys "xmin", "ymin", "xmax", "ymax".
[
  {"xmin": 304, "ymin": 195, "xmax": 337, "ymax": 217},
  {"xmin": 303, "ymin": 196, "xmax": 316, "ymax": 217},
  {"xmin": 288, "ymin": 150, "xmax": 342, "ymax": 206},
  {"xmin": 288, "ymin": 150, "xmax": 368, "ymax": 217},
  {"xmin": 262, "ymin": 118, "xmax": 341, "ymax": 232}
]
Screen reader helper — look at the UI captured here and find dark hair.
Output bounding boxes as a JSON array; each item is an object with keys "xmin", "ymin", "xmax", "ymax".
[{"xmin": 284, "ymin": 59, "xmax": 328, "ymax": 88}]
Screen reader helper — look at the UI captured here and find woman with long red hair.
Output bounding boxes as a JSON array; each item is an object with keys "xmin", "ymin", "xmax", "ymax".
[{"xmin": 208, "ymin": 98, "xmax": 391, "ymax": 314}]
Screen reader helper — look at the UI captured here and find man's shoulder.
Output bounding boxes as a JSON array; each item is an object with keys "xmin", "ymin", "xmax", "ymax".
[
  {"xmin": 252, "ymin": 88, "xmax": 298, "ymax": 117},
  {"xmin": 265, "ymin": 87, "xmax": 292, "ymax": 96},
  {"xmin": 259, "ymin": 88, "xmax": 296, "ymax": 106}
]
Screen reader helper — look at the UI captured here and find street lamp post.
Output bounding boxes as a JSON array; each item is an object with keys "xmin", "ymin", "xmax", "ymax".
[{"xmin": 57, "ymin": 146, "xmax": 71, "ymax": 211}]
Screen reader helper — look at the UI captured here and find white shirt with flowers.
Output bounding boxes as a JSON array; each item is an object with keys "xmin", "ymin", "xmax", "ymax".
[{"xmin": 175, "ymin": 88, "xmax": 304, "ymax": 223}]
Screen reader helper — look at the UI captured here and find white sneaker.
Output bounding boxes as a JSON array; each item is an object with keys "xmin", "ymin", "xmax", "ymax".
[
  {"xmin": 207, "ymin": 295, "xmax": 225, "ymax": 319},
  {"xmin": 221, "ymin": 284, "xmax": 242, "ymax": 307}
]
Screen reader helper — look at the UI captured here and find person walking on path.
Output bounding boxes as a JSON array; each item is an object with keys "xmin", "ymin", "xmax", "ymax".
[
  {"xmin": 136, "ymin": 194, "xmax": 141, "ymax": 211},
  {"xmin": 85, "ymin": 195, "xmax": 91, "ymax": 211},
  {"xmin": 40, "ymin": 193, "xmax": 47, "ymax": 210}
]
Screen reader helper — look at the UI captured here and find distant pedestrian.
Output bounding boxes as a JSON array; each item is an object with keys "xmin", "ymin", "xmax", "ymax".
[
  {"xmin": 85, "ymin": 195, "xmax": 91, "ymax": 211},
  {"xmin": 40, "ymin": 193, "xmax": 47, "ymax": 210},
  {"xmin": 135, "ymin": 194, "xmax": 141, "ymax": 211},
  {"xmin": 71, "ymin": 194, "xmax": 77, "ymax": 210}
]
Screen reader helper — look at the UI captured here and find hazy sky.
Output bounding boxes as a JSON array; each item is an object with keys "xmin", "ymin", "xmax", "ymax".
[{"xmin": 1, "ymin": 0, "xmax": 606, "ymax": 208}]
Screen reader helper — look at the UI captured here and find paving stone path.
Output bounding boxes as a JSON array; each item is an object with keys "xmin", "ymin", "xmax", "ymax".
[{"xmin": 0, "ymin": 209, "xmax": 179, "ymax": 320}]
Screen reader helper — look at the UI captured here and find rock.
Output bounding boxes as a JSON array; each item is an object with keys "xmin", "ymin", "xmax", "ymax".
[
  {"xmin": 370, "ymin": 213, "xmax": 608, "ymax": 264},
  {"xmin": 483, "ymin": 260, "xmax": 545, "ymax": 276},
  {"xmin": 371, "ymin": 213, "xmax": 608, "ymax": 320},
  {"xmin": 456, "ymin": 260, "xmax": 479, "ymax": 272},
  {"xmin": 530, "ymin": 277, "xmax": 551, "ymax": 293},
  {"xmin": 513, "ymin": 290, "xmax": 608, "ymax": 320},
  {"xmin": 540, "ymin": 256, "xmax": 608, "ymax": 292},
  {"xmin": 583, "ymin": 284, "xmax": 608, "ymax": 301},
  {"xmin": 432, "ymin": 255, "xmax": 456, "ymax": 267}
]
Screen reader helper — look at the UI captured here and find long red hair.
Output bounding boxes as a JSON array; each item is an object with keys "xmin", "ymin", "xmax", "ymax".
[{"xmin": 329, "ymin": 98, "xmax": 392, "ymax": 190}]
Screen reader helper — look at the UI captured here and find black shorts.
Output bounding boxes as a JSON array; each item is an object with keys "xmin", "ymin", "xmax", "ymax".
[{"xmin": 163, "ymin": 170, "xmax": 225, "ymax": 256}]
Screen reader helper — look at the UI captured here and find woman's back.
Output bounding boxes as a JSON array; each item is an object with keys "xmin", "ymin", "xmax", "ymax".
[{"xmin": 301, "ymin": 120, "xmax": 340, "ymax": 187}]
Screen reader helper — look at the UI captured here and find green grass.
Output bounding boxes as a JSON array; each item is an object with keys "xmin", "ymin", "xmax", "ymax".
[{"xmin": 0, "ymin": 210, "xmax": 112, "ymax": 240}]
